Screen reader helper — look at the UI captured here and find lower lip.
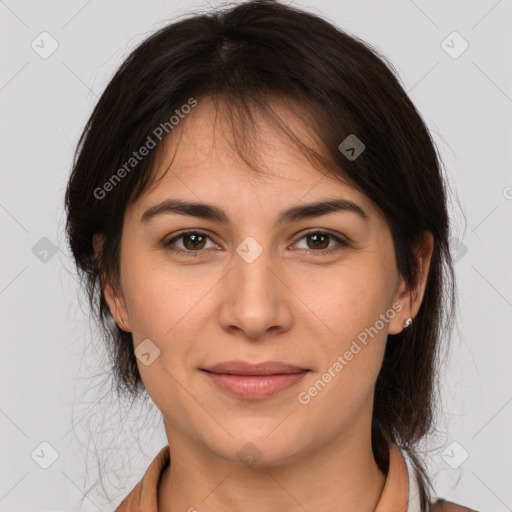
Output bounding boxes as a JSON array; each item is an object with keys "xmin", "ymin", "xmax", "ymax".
[{"xmin": 202, "ymin": 371, "xmax": 308, "ymax": 399}]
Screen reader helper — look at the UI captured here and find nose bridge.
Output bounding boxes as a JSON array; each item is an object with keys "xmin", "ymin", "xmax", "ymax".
[
  {"xmin": 233, "ymin": 235, "xmax": 276, "ymax": 305},
  {"xmin": 218, "ymin": 235, "xmax": 291, "ymax": 338},
  {"xmin": 234, "ymin": 239, "xmax": 272, "ymax": 293}
]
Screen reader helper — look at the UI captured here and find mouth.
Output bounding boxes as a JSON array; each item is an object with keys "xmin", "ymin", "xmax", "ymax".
[{"xmin": 201, "ymin": 360, "xmax": 310, "ymax": 400}]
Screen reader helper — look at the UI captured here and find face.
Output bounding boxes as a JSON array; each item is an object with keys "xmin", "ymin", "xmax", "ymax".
[{"xmin": 97, "ymin": 97, "xmax": 430, "ymax": 467}]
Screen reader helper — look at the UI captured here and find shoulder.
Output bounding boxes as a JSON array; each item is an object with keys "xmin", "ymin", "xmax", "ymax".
[
  {"xmin": 431, "ymin": 498, "xmax": 480, "ymax": 512},
  {"xmin": 115, "ymin": 445, "xmax": 170, "ymax": 511}
]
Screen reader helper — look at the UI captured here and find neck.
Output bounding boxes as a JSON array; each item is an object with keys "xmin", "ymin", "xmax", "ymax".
[{"xmin": 158, "ymin": 416, "xmax": 387, "ymax": 512}]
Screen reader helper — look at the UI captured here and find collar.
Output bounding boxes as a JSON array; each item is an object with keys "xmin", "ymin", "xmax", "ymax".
[{"xmin": 115, "ymin": 442, "xmax": 420, "ymax": 511}]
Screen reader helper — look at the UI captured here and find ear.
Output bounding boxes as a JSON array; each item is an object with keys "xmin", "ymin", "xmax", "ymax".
[
  {"xmin": 388, "ymin": 231, "xmax": 434, "ymax": 335},
  {"xmin": 92, "ymin": 233, "xmax": 131, "ymax": 332}
]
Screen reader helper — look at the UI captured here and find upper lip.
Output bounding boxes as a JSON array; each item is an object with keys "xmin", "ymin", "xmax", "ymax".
[{"xmin": 202, "ymin": 360, "xmax": 309, "ymax": 376}]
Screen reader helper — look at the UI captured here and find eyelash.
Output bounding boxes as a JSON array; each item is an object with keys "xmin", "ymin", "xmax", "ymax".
[{"xmin": 164, "ymin": 229, "xmax": 349, "ymax": 258}]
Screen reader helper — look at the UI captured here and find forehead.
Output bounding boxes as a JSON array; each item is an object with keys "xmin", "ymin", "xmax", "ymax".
[
  {"xmin": 130, "ymin": 96, "xmax": 377, "ymax": 219},
  {"xmin": 153, "ymin": 98, "xmax": 324, "ymax": 182}
]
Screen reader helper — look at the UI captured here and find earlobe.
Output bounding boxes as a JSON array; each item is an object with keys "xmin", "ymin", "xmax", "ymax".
[
  {"xmin": 388, "ymin": 231, "xmax": 434, "ymax": 335},
  {"xmin": 93, "ymin": 232, "xmax": 131, "ymax": 332},
  {"xmin": 104, "ymin": 282, "xmax": 131, "ymax": 332}
]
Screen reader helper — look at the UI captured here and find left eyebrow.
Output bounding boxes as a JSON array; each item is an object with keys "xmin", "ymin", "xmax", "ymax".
[{"xmin": 140, "ymin": 198, "xmax": 369, "ymax": 225}]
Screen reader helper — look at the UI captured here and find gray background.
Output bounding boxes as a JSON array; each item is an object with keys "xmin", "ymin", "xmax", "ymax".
[{"xmin": 1, "ymin": 0, "xmax": 511, "ymax": 510}]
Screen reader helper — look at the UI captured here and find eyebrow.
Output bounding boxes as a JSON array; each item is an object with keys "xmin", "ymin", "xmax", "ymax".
[{"xmin": 140, "ymin": 197, "xmax": 369, "ymax": 226}]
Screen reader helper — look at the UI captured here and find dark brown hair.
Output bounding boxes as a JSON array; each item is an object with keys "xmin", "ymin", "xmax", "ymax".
[{"xmin": 64, "ymin": 1, "xmax": 456, "ymax": 507}]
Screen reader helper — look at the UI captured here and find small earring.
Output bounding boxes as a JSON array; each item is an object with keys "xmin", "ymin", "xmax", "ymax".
[{"xmin": 403, "ymin": 317, "xmax": 413, "ymax": 329}]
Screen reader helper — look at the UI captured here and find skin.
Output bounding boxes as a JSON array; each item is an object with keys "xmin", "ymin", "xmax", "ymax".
[{"xmin": 94, "ymin": 97, "xmax": 433, "ymax": 512}]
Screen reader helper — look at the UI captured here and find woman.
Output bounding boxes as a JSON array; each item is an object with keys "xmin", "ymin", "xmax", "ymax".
[{"xmin": 64, "ymin": 1, "xmax": 478, "ymax": 510}]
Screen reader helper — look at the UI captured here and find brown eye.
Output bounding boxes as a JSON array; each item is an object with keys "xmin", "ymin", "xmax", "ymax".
[
  {"xmin": 182, "ymin": 233, "xmax": 207, "ymax": 250},
  {"xmin": 165, "ymin": 230, "xmax": 217, "ymax": 256},
  {"xmin": 305, "ymin": 232, "xmax": 330, "ymax": 250},
  {"xmin": 293, "ymin": 230, "xmax": 349, "ymax": 255}
]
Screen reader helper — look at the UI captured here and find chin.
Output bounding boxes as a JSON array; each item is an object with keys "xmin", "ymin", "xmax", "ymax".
[{"xmin": 203, "ymin": 419, "xmax": 310, "ymax": 468}]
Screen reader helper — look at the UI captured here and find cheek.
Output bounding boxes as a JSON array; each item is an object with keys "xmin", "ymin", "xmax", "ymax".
[
  {"xmin": 296, "ymin": 268, "xmax": 392, "ymax": 419},
  {"xmin": 293, "ymin": 260, "xmax": 392, "ymax": 351},
  {"xmin": 122, "ymin": 249, "xmax": 211, "ymax": 337},
  {"xmin": 122, "ymin": 263, "xmax": 209, "ymax": 411},
  {"xmin": 121, "ymin": 256, "xmax": 221, "ymax": 393},
  {"xmin": 292, "ymin": 262, "xmax": 394, "ymax": 415}
]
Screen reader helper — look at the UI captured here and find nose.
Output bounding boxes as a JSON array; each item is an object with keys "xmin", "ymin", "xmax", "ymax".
[{"xmin": 217, "ymin": 243, "xmax": 293, "ymax": 340}]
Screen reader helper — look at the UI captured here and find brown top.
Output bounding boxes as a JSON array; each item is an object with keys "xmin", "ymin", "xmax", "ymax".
[{"xmin": 114, "ymin": 443, "xmax": 478, "ymax": 512}]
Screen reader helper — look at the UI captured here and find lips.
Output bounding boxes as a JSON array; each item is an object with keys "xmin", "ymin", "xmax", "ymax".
[
  {"xmin": 201, "ymin": 360, "xmax": 310, "ymax": 400},
  {"xmin": 202, "ymin": 360, "xmax": 308, "ymax": 376}
]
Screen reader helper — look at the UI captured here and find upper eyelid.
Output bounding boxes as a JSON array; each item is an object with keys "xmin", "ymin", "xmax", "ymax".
[{"xmin": 165, "ymin": 229, "xmax": 216, "ymax": 244}]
